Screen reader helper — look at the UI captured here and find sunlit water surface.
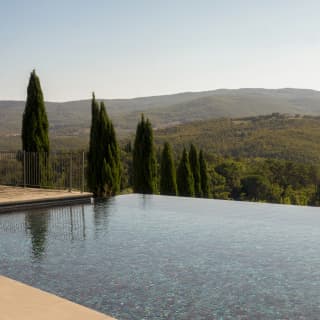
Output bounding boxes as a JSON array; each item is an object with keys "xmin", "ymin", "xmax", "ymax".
[{"xmin": 1, "ymin": 194, "xmax": 320, "ymax": 319}]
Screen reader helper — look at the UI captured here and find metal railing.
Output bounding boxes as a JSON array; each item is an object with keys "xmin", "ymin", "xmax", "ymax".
[{"xmin": 0, "ymin": 151, "xmax": 87, "ymax": 192}]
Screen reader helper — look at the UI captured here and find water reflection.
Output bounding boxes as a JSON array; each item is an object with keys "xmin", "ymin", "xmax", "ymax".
[
  {"xmin": 25, "ymin": 211, "xmax": 49, "ymax": 260},
  {"xmin": 93, "ymin": 198, "xmax": 112, "ymax": 237},
  {"xmin": 0, "ymin": 204, "xmax": 91, "ymax": 260},
  {"xmin": 0, "ymin": 214, "xmax": 26, "ymax": 233},
  {"xmin": 47, "ymin": 205, "xmax": 87, "ymax": 241},
  {"xmin": 140, "ymin": 194, "xmax": 150, "ymax": 210}
]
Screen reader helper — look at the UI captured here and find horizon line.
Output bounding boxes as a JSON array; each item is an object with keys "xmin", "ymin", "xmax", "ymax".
[{"xmin": 1, "ymin": 87, "xmax": 319, "ymax": 103}]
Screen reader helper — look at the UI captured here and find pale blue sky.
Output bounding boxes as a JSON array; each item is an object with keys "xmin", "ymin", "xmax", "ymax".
[{"xmin": 1, "ymin": 0, "xmax": 320, "ymax": 101}]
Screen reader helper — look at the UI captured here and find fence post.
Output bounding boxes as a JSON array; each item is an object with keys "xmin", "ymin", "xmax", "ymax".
[
  {"xmin": 81, "ymin": 152, "xmax": 85, "ymax": 193},
  {"xmin": 23, "ymin": 151, "xmax": 26, "ymax": 188},
  {"xmin": 69, "ymin": 154, "xmax": 72, "ymax": 192}
]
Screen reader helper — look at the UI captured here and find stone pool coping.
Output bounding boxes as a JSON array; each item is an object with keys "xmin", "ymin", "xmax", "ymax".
[
  {"xmin": 0, "ymin": 276, "xmax": 115, "ymax": 320},
  {"xmin": 0, "ymin": 186, "xmax": 92, "ymax": 213}
]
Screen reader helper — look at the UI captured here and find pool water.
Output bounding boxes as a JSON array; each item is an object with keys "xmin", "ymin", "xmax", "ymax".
[{"xmin": 1, "ymin": 194, "xmax": 320, "ymax": 319}]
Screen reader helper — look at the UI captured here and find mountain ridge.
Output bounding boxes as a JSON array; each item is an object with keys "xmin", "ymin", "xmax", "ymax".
[
  {"xmin": 4, "ymin": 87, "xmax": 320, "ymax": 103},
  {"xmin": 2, "ymin": 88, "xmax": 320, "ymax": 138}
]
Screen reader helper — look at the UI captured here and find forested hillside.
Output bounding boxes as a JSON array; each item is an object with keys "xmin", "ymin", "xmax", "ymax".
[
  {"xmin": 155, "ymin": 114, "xmax": 320, "ymax": 164},
  {"xmin": 2, "ymin": 113, "xmax": 320, "ymax": 166}
]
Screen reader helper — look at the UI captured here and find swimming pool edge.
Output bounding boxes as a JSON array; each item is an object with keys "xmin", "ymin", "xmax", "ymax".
[{"xmin": 0, "ymin": 193, "xmax": 93, "ymax": 213}]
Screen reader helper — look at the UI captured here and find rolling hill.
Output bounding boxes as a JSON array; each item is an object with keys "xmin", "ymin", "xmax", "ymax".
[
  {"xmin": 155, "ymin": 114, "xmax": 320, "ymax": 164},
  {"xmin": 1, "ymin": 88, "xmax": 320, "ymax": 158},
  {"xmin": 2, "ymin": 88, "xmax": 320, "ymax": 136}
]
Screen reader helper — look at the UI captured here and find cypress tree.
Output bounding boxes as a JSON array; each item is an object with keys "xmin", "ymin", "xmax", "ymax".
[
  {"xmin": 160, "ymin": 142, "xmax": 177, "ymax": 196},
  {"xmin": 133, "ymin": 114, "xmax": 157, "ymax": 194},
  {"xmin": 87, "ymin": 93, "xmax": 100, "ymax": 195},
  {"xmin": 87, "ymin": 96, "xmax": 121, "ymax": 197},
  {"xmin": 98, "ymin": 101, "xmax": 121, "ymax": 196},
  {"xmin": 189, "ymin": 144, "xmax": 202, "ymax": 197},
  {"xmin": 177, "ymin": 148, "xmax": 194, "ymax": 197},
  {"xmin": 199, "ymin": 149, "xmax": 210, "ymax": 198},
  {"xmin": 21, "ymin": 70, "xmax": 50, "ymax": 186},
  {"xmin": 22, "ymin": 70, "xmax": 49, "ymax": 153}
]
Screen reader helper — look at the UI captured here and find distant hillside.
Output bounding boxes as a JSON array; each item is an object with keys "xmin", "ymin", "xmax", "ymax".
[
  {"xmin": 155, "ymin": 114, "xmax": 320, "ymax": 164},
  {"xmin": 2, "ymin": 111, "xmax": 320, "ymax": 164},
  {"xmin": 0, "ymin": 90, "xmax": 217, "ymax": 136},
  {"xmin": 2, "ymin": 88, "xmax": 320, "ymax": 140}
]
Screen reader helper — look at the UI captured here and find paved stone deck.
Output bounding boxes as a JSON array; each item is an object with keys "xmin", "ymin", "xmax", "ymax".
[
  {"xmin": 0, "ymin": 186, "xmax": 92, "ymax": 212},
  {"xmin": 0, "ymin": 276, "xmax": 115, "ymax": 320}
]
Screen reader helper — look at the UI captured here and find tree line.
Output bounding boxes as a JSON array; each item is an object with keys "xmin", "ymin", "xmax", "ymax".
[
  {"xmin": 21, "ymin": 70, "xmax": 211, "ymax": 198},
  {"xmin": 21, "ymin": 70, "xmax": 320, "ymax": 205},
  {"xmin": 87, "ymin": 93, "xmax": 211, "ymax": 198}
]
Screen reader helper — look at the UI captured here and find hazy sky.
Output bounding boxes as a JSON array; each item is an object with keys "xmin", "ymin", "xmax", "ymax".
[{"xmin": 1, "ymin": 0, "xmax": 320, "ymax": 101}]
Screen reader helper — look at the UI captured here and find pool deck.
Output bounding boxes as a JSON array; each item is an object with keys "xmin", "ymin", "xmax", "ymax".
[
  {"xmin": 0, "ymin": 185, "xmax": 92, "ymax": 213},
  {"xmin": 0, "ymin": 276, "xmax": 115, "ymax": 320}
]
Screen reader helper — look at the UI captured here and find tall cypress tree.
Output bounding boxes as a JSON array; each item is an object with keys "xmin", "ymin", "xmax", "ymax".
[
  {"xmin": 22, "ymin": 70, "xmax": 49, "ymax": 153},
  {"xmin": 87, "ymin": 96, "xmax": 121, "ymax": 197},
  {"xmin": 189, "ymin": 144, "xmax": 202, "ymax": 197},
  {"xmin": 21, "ymin": 70, "xmax": 50, "ymax": 186},
  {"xmin": 133, "ymin": 114, "xmax": 157, "ymax": 194},
  {"xmin": 177, "ymin": 148, "xmax": 194, "ymax": 197},
  {"xmin": 160, "ymin": 142, "xmax": 177, "ymax": 196},
  {"xmin": 87, "ymin": 93, "xmax": 100, "ymax": 195},
  {"xmin": 98, "ymin": 101, "xmax": 121, "ymax": 196},
  {"xmin": 199, "ymin": 149, "xmax": 210, "ymax": 198}
]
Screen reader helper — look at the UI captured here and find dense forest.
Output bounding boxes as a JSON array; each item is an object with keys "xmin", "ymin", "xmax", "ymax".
[{"xmin": 120, "ymin": 144, "xmax": 320, "ymax": 206}]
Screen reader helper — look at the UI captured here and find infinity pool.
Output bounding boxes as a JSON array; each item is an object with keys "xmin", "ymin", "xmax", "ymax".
[{"xmin": 1, "ymin": 194, "xmax": 320, "ymax": 319}]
